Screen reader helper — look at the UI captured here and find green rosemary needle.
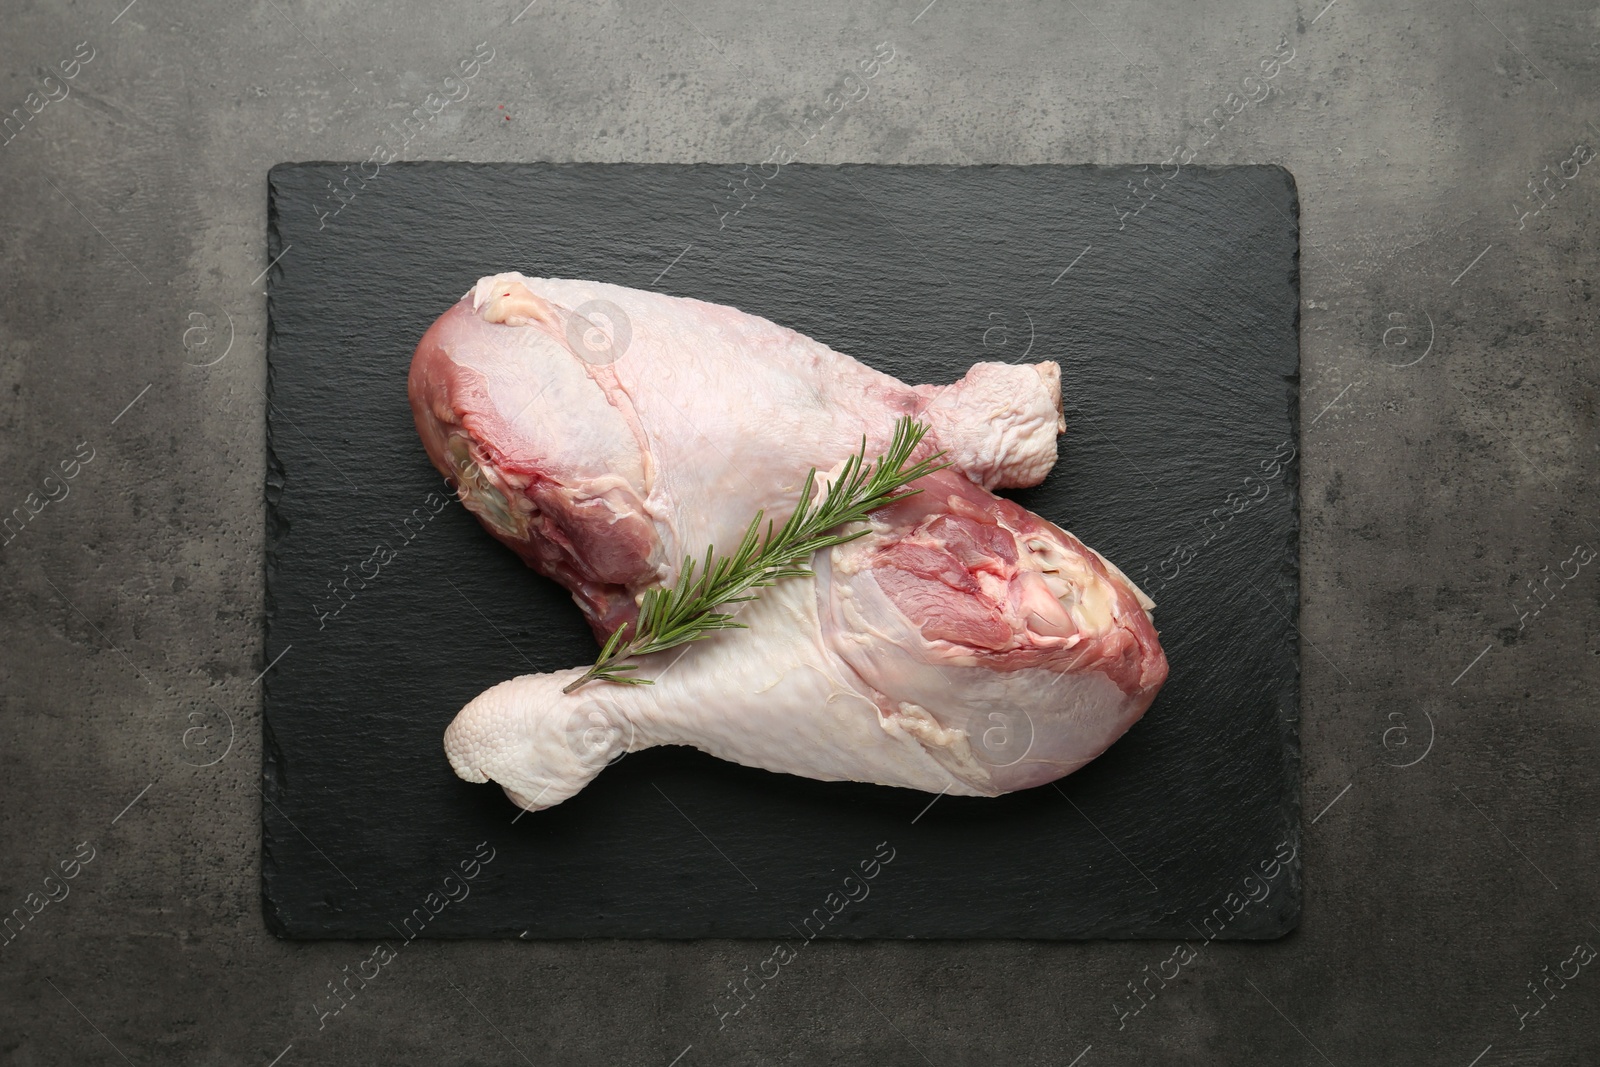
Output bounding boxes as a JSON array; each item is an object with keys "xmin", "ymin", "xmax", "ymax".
[{"xmin": 561, "ymin": 416, "xmax": 949, "ymax": 694}]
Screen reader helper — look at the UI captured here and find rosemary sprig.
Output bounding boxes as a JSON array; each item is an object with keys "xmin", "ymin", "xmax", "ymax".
[{"xmin": 562, "ymin": 417, "xmax": 948, "ymax": 693}]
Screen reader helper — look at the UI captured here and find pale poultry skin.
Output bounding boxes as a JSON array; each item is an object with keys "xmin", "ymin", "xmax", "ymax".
[
  {"xmin": 442, "ymin": 466, "xmax": 1166, "ymax": 810},
  {"xmin": 409, "ymin": 273, "xmax": 1065, "ymax": 639}
]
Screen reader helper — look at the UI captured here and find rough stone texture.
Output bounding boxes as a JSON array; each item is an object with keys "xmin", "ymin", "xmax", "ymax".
[{"xmin": 0, "ymin": 1, "xmax": 1595, "ymax": 1064}]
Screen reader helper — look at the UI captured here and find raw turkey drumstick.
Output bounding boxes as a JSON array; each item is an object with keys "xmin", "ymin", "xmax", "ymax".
[
  {"xmin": 409, "ymin": 272, "xmax": 1065, "ymax": 640},
  {"xmin": 442, "ymin": 465, "xmax": 1166, "ymax": 812}
]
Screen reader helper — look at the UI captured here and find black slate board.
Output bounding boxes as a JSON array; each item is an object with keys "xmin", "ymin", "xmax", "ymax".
[{"xmin": 263, "ymin": 162, "xmax": 1300, "ymax": 940}]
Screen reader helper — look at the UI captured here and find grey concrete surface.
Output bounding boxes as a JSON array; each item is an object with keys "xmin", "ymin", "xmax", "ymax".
[{"xmin": 1, "ymin": 0, "xmax": 1596, "ymax": 1064}]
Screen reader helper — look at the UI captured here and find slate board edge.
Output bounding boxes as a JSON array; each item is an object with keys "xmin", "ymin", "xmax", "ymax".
[
  {"xmin": 1271, "ymin": 162, "xmax": 1303, "ymax": 942},
  {"xmin": 261, "ymin": 167, "xmax": 293, "ymax": 939}
]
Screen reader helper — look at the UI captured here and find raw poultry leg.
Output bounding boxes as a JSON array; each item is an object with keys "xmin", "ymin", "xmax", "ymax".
[
  {"xmin": 409, "ymin": 273, "xmax": 1065, "ymax": 638},
  {"xmin": 443, "ymin": 469, "xmax": 1167, "ymax": 809}
]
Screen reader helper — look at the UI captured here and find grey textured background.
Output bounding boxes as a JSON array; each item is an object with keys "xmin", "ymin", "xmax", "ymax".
[{"xmin": 0, "ymin": 0, "xmax": 1595, "ymax": 1064}]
